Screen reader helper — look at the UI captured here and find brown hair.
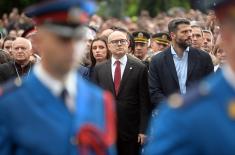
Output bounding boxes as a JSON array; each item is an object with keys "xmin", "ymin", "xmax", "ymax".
[{"xmin": 90, "ymin": 37, "xmax": 110, "ymax": 67}]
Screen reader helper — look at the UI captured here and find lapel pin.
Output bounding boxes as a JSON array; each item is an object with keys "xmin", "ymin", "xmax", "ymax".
[{"xmin": 130, "ymin": 67, "xmax": 133, "ymax": 70}]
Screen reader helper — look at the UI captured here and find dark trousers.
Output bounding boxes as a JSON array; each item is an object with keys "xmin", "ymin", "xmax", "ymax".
[{"xmin": 117, "ymin": 138, "xmax": 140, "ymax": 155}]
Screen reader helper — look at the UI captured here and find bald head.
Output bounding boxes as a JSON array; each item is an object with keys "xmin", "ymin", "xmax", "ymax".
[
  {"xmin": 108, "ymin": 30, "xmax": 128, "ymax": 43},
  {"xmin": 12, "ymin": 37, "xmax": 32, "ymax": 64},
  {"xmin": 108, "ymin": 30, "xmax": 129, "ymax": 59},
  {"xmin": 12, "ymin": 37, "xmax": 32, "ymax": 50}
]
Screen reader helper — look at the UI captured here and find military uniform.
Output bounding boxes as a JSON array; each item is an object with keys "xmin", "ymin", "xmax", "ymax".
[
  {"xmin": 151, "ymin": 32, "xmax": 171, "ymax": 48},
  {"xmin": 150, "ymin": 32, "xmax": 171, "ymax": 56},
  {"xmin": 132, "ymin": 31, "xmax": 151, "ymax": 69},
  {"xmin": 0, "ymin": 0, "xmax": 116, "ymax": 155},
  {"xmin": 0, "ymin": 71, "xmax": 116, "ymax": 155},
  {"xmin": 143, "ymin": 0, "xmax": 235, "ymax": 154}
]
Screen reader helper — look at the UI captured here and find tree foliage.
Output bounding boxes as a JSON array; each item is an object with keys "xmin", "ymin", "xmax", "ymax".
[{"xmin": 0, "ymin": 0, "xmax": 190, "ymax": 18}]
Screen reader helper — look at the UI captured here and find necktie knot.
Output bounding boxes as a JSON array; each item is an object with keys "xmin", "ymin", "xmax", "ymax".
[
  {"xmin": 115, "ymin": 60, "xmax": 120, "ymax": 65},
  {"xmin": 60, "ymin": 88, "xmax": 68, "ymax": 103}
]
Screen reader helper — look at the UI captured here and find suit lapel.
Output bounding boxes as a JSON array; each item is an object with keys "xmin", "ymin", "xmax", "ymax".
[
  {"xmin": 117, "ymin": 55, "xmax": 133, "ymax": 96},
  {"xmin": 105, "ymin": 59, "xmax": 116, "ymax": 95},
  {"xmin": 187, "ymin": 48, "xmax": 196, "ymax": 80},
  {"xmin": 165, "ymin": 48, "xmax": 179, "ymax": 86}
]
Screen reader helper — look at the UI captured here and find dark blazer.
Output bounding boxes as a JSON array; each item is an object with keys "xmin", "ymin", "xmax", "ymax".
[
  {"xmin": 93, "ymin": 55, "xmax": 151, "ymax": 141},
  {"xmin": 149, "ymin": 47, "xmax": 214, "ymax": 107},
  {"xmin": 0, "ymin": 61, "xmax": 32, "ymax": 84}
]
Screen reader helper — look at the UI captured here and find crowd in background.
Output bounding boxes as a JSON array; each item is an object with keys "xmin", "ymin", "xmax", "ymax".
[
  {"xmin": 0, "ymin": 5, "xmax": 228, "ymax": 155},
  {"xmin": 0, "ymin": 7, "xmax": 224, "ymax": 70}
]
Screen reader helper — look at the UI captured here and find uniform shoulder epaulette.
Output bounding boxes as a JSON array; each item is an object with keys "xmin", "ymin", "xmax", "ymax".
[
  {"xmin": 0, "ymin": 78, "xmax": 23, "ymax": 97},
  {"xmin": 167, "ymin": 81, "xmax": 211, "ymax": 109}
]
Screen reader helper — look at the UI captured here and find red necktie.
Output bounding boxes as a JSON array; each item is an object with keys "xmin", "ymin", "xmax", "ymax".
[{"xmin": 114, "ymin": 60, "xmax": 121, "ymax": 95}]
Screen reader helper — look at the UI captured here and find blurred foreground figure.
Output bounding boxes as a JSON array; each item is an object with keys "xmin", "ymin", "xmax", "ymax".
[
  {"xmin": 0, "ymin": 1, "xmax": 116, "ymax": 155},
  {"xmin": 144, "ymin": 0, "xmax": 235, "ymax": 154}
]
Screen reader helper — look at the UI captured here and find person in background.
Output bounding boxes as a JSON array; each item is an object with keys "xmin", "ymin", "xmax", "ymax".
[
  {"xmin": 150, "ymin": 32, "xmax": 171, "ymax": 55},
  {"xmin": 132, "ymin": 31, "xmax": 151, "ymax": 68},
  {"xmin": 202, "ymin": 29, "xmax": 218, "ymax": 65},
  {"xmin": 22, "ymin": 25, "xmax": 41, "ymax": 63},
  {"xmin": 149, "ymin": 18, "xmax": 214, "ymax": 108},
  {"xmin": 0, "ymin": 49, "xmax": 11, "ymax": 64},
  {"xmin": 213, "ymin": 35, "xmax": 226, "ymax": 72},
  {"xmin": 0, "ymin": 37, "xmax": 33, "ymax": 83},
  {"xmin": 81, "ymin": 26, "xmax": 97, "ymax": 67},
  {"xmin": 1, "ymin": 36, "xmax": 15, "ymax": 57},
  {"xmin": 93, "ymin": 30, "xmax": 150, "ymax": 155},
  {"xmin": 191, "ymin": 25, "xmax": 204, "ymax": 49},
  {"xmin": 202, "ymin": 30, "xmax": 214, "ymax": 53},
  {"xmin": 89, "ymin": 37, "xmax": 110, "ymax": 78}
]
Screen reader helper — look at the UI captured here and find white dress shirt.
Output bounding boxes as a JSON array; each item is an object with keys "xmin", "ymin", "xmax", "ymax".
[
  {"xmin": 34, "ymin": 63, "xmax": 77, "ymax": 112},
  {"xmin": 171, "ymin": 45, "xmax": 189, "ymax": 94},
  {"xmin": 111, "ymin": 55, "xmax": 127, "ymax": 81}
]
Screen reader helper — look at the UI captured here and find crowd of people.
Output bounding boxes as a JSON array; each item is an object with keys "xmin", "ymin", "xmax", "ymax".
[{"xmin": 0, "ymin": 0, "xmax": 232, "ymax": 154}]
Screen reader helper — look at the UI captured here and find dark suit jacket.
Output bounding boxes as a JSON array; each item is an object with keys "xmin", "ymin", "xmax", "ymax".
[
  {"xmin": 149, "ymin": 47, "xmax": 214, "ymax": 107},
  {"xmin": 0, "ymin": 61, "xmax": 32, "ymax": 84},
  {"xmin": 93, "ymin": 55, "xmax": 151, "ymax": 141}
]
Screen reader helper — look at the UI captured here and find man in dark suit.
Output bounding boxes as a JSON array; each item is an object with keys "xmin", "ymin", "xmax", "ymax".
[
  {"xmin": 93, "ymin": 30, "xmax": 151, "ymax": 155},
  {"xmin": 149, "ymin": 18, "xmax": 214, "ymax": 108},
  {"xmin": 0, "ymin": 37, "xmax": 33, "ymax": 84}
]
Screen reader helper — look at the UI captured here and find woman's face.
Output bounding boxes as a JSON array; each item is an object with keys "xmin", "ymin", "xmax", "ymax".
[{"xmin": 92, "ymin": 40, "xmax": 108, "ymax": 62}]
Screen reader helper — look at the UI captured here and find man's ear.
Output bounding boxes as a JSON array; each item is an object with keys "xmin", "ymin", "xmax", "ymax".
[
  {"xmin": 127, "ymin": 40, "xmax": 130, "ymax": 47},
  {"xmin": 170, "ymin": 32, "xmax": 175, "ymax": 39}
]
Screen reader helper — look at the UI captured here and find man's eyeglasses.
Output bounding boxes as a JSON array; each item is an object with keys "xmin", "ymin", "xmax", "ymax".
[{"xmin": 109, "ymin": 39, "xmax": 128, "ymax": 45}]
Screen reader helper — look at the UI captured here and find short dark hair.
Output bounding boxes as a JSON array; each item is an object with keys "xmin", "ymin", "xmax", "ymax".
[
  {"xmin": 168, "ymin": 18, "xmax": 191, "ymax": 33},
  {"xmin": 191, "ymin": 25, "xmax": 203, "ymax": 36}
]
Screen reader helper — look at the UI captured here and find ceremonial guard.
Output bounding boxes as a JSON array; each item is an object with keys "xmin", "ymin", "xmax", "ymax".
[{"xmin": 0, "ymin": 0, "xmax": 116, "ymax": 155}]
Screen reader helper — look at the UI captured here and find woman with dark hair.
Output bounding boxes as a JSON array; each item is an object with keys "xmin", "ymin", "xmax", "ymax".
[{"xmin": 89, "ymin": 37, "xmax": 110, "ymax": 78}]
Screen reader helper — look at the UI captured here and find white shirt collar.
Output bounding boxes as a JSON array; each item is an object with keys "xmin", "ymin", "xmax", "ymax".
[
  {"xmin": 33, "ymin": 63, "xmax": 77, "ymax": 98},
  {"xmin": 223, "ymin": 65, "xmax": 235, "ymax": 91},
  {"xmin": 111, "ymin": 54, "xmax": 127, "ymax": 66}
]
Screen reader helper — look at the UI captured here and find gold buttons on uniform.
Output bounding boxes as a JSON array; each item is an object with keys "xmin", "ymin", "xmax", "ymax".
[
  {"xmin": 228, "ymin": 100, "xmax": 235, "ymax": 119},
  {"xmin": 168, "ymin": 93, "xmax": 183, "ymax": 108}
]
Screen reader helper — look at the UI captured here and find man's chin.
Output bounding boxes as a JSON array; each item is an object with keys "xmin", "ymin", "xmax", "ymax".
[{"xmin": 15, "ymin": 59, "xmax": 29, "ymax": 65}]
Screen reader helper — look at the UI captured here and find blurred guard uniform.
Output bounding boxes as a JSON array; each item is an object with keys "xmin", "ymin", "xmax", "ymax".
[
  {"xmin": 0, "ymin": 1, "xmax": 116, "ymax": 155},
  {"xmin": 132, "ymin": 31, "xmax": 151, "ymax": 68},
  {"xmin": 143, "ymin": 1, "xmax": 235, "ymax": 155}
]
